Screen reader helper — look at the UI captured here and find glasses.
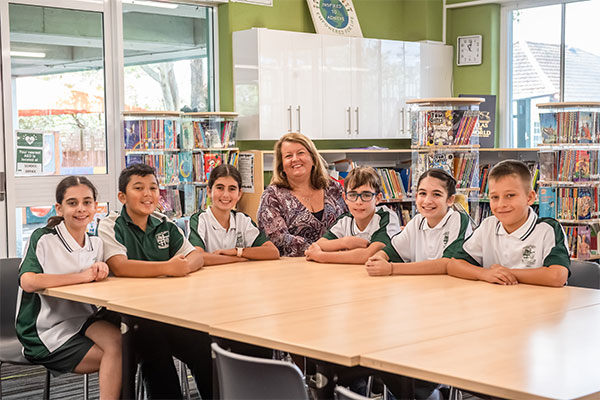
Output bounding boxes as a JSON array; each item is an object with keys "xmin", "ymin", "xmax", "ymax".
[{"xmin": 345, "ymin": 191, "xmax": 377, "ymax": 202}]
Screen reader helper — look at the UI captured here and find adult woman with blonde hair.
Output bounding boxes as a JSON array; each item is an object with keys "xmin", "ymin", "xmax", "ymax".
[{"xmin": 257, "ymin": 133, "xmax": 347, "ymax": 256}]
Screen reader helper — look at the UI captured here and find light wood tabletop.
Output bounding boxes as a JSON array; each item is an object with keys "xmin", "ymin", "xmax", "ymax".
[
  {"xmin": 360, "ymin": 303, "xmax": 600, "ymax": 400},
  {"xmin": 42, "ymin": 258, "xmax": 600, "ymax": 399},
  {"xmin": 209, "ymin": 274, "xmax": 600, "ymax": 366}
]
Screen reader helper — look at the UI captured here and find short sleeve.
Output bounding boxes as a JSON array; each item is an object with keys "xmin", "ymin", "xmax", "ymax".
[
  {"xmin": 170, "ymin": 222, "xmax": 195, "ymax": 257},
  {"xmin": 19, "ymin": 228, "xmax": 46, "ymax": 277},
  {"xmin": 541, "ymin": 219, "xmax": 571, "ymax": 273},
  {"xmin": 442, "ymin": 212, "xmax": 472, "ymax": 259},
  {"xmin": 98, "ymin": 213, "xmax": 128, "ymax": 261},
  {"xmin": 452, "ymin": 223, "xmax": 483, "ymax": 267},
  {"xmin": 322, "ymin": 213, "xmax": 351, "ymax": 240},
  {"xmin": 370, "ymin": 209, "xmax": 401, "ymax": 248},
  {"xmin": 242, "ymin": 214, "xmax": 269, "ymax": 247},
  {"xmin": 188, "ymin": 212, "xmax": 206, "ymax": 250},
  {"xmin": 384, "ymin": 218, "xmax": 419, "ymax": 262}
]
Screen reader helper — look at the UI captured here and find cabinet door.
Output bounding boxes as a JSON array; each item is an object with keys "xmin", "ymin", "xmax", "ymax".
[
  {"xmin": 380, "ymin": 40, "xmax": 404, "ymax": 138},
  {"xmin": 321, "ymin": 35, "xmax": 353, "ymax": 139},
  {"xmin": 352, "ymin": 37, "xmax": 381, "ymax": 138},
  {"xmin": 233, "ymin": 30, "xmax": 260, "ymax": 140},
  {"xmin": 258, "ymin": 29, "xmax": 294, "ymax": 140},
  {"xmin": 289, "ymin": 32, "xmax": 323, "ymax": 139},
  {"xmin": 403, "ymin": 42, "xmax": 421, "ymax": 138},
  {"xmin": 420, "ymin": 43, "xmax": 453, "ymax": 98}
]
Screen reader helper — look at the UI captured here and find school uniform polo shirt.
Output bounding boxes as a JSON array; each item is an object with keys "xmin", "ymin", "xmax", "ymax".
[
  {"xmin": 188, "ymin": 207, "xmax": 268, "ymax": 252},
  {"xmin": 322, "ymin": 205, "xmax": 401, "ymax": 246},
  {"xmin": 384, "ymin": 208, "xmax": 472, "ymax": 263},
  {"xmin": 453, "ymin": 207, "xmax": 571, "ymax": 272},
  {"xmin": 98, "ymin": 206, "xmax": 195, "ymax": 262},
  {"xmin": 16, "ymin": 221, "xmax": 101, "ymax": 359}
]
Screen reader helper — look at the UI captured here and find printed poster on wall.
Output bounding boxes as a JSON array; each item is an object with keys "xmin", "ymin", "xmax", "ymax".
[
  {"xmin": 239, "ymin": 152, "xmax": 255, "ymax": 193},
  {"xmin": 306, "ymin": 0, "xmax": 363, "ymax": 37},
  {"xmin": 16, "ymin": 131, "xmax": 44, "ymax": 175}
]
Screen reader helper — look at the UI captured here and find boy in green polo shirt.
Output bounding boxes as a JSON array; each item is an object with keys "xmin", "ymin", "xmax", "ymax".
[{"xmin": 98, "ymin": 163, "xmax": 209, "ymax": 399}]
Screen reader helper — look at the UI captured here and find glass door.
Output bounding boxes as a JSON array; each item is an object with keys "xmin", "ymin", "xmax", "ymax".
[{"xmin": 0, "ymin": 0, "xmax": 119, "ymax": 257}]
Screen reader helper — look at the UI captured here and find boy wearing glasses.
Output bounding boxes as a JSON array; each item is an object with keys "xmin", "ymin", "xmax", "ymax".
[{"xmin": 305, "ymin": 166, "xmax": 400, "ymax": 264}]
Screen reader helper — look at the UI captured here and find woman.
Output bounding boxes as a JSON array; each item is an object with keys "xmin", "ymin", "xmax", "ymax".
[{"xmin": 257, "ymin": 133, "xmax": 347, "ymax": 256}]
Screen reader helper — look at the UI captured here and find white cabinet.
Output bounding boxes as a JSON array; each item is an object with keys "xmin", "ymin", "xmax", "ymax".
[
  {"xmin": 234, "ymin": 28, "xmax": 453, "ymax": 141},
  {"xmin": 322, "ymin": 36, "xmax": 382, "ymax": 139},
  {"xmin": 233, "ymin": 28, "xmax": 322, "ymax": 140}
]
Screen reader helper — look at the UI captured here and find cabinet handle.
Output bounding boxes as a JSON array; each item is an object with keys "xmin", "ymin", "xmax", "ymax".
[
  {"xmin": 347, "ymin": 107, "xmax": 352, "ymax": 136},
  {"xmin": 401, "ymin": 107, "xmax": 405, "ymax": 136},
  {"xmin": 296, "ymin": 105, "xmax": 301, "ymax": 133},
  {"xmin": 355, "ymin": 107, "xmax": 359, "ymax": 135},
  {"xmin": 287, "ymin": 105, "xmax": 292, "ymax": 132}
]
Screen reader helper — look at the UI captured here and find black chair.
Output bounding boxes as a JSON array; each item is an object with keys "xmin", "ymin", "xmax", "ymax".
[
  {"xmin": 212, "ymin": 342, "xmax": 309, "ymax": 400},
  {"xmin": 0, "ymin": 258, "xmax": 50, "ymax": 400},
  {"xmin": 567, "ymin": 260, "xmax": 600, "ymax": 289},
  {"xmin": 0, "ymin": 258, "xmax": 90, "ymax": 399}
]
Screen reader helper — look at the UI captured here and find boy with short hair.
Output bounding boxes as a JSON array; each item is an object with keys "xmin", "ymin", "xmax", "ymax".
[
  {"xmin": 447, "ymin": 160, "xmax": 570, "ymax": 287},
  {"xmin": 98, "ymin": 163, "xmax": 210, "ymax": 399},
  {"xmin": 305, "ymin": 166, "xmax": 401, "ymax": 264}
]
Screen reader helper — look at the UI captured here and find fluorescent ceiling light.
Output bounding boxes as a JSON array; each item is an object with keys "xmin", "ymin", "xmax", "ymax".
[
  {"xmin": 10, "ymin": 51, "xmax": 46, "ymax": 58},
  {"xmin": 122, "ymin": 0, "xmax": 178, "ymax": 8}
]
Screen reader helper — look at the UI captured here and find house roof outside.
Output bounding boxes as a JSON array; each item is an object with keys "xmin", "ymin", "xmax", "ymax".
[{"xmin": 513, "ymin": 41, "xmax": 600, "ymax": 102}]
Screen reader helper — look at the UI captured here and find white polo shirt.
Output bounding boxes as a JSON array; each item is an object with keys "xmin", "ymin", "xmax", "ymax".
[
  {"xmin": 385, "ymin": 208, "xmax": 472, "ymax": 263},
  {"xmin": 16, "ymin": 221, "xmax": 101, "ymax": 359},
  {"xmin": 188, "ymin": 207, "xmax": 268, "ymax": 252},
  {"xmin": 322, "ymin": 205, "xmax": 401, "ymax": 245},
  {"xmin": 455, "ymin": 207, "xmax": 570, "ymax": 271}
]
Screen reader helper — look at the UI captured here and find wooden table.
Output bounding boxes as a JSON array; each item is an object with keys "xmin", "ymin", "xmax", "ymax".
[
  {"xmin": 42, "ymin": 258, "xmax": 600, "ymax": 399},
  {"xmin": 361, "ymin": 304, "xmax": 600, "ymax": 400}
]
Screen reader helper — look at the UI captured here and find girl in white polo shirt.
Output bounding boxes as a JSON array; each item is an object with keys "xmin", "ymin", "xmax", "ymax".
[
  {"xmin": 189, "ymin": 164, "xmax": 279, "ymax": 265},
  {"xmin": 16, "ymin": 176, "xmax": 121, "ymax": 399},
  {"xmin": 365, "ymin": 168, "xmax": 472, "ymax": 276}
]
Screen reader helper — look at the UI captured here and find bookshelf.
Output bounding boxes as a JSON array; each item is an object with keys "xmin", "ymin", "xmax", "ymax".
[
  {"xmin": 536, "ymin": 102, "xmax": 600, "ymax": 260},
  {"xmin": 122, "ymin": 111, "xmax": 239, "ymax": 218},
  {"xmin": 407, "ymin": 97, "xmax": 483, "ymax": 223}
]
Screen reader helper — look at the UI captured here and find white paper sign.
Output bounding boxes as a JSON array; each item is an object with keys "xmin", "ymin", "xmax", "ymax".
[{"xmin": 239, "ymin": 153, "xmax": 255, "ymax": 193}]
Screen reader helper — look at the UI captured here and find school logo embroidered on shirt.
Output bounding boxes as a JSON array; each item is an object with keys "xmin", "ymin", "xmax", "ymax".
[
  {"xmin": 156, "ymin": 231, "xmax": 170, "ymax": 249},
  {"xmin": 442, "ymin": 231, "xmax": 450, "ymax": 247},
  {"xmin": 522, "ymin": 245, "xmax": 536, "ymax": 265},
  {"xmin": 235, "ymin": 232, "xmax": 244, "ymax": 248}
]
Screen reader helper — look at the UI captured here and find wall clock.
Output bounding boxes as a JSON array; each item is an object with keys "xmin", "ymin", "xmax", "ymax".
[{"xmin": 457, "ymin": 35, "xmax": 482, "ymax": 66}]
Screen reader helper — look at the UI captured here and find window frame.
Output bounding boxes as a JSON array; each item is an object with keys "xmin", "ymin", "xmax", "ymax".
[{"xmin": 499, "ymin": 0, "xmax": 588, "ymax": 148}]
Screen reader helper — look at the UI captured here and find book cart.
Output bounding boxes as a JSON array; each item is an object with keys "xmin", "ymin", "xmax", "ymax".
[
  {"xmin": 537, "ymin": 102, "xmax": 600, "ymax": 260},
  {"xmin": 122, "ymin": 111, "xmax": 239, "ymax": 218},
  {"xmin": 407, "ymin": 97, "xmax": 483, "ymax": 222}
]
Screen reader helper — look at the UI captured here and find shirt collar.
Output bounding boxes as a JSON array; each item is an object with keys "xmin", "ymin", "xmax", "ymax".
[
  {"xmin": 496, "ymin": 207, "xmax": 537, "ymax": 240},
  {"xmin": 207, "ymin": 206, "xmax": 236, "ymax": 233},
  {"xmin": 55, "ymin": 220, "xmax": 92, "ymax": 252},
  {"xmin": 121, "ymin": 205, "xmax": 161, "ymax": 230},
  {"xmin": 420, "ymin": 208, "xmax": 455, "ymax": 231}
]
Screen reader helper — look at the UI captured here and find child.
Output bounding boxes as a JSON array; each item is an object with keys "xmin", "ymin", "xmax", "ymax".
[
  {"xmin": 98, "ymin": 163, "xmax": 208, "ymax": 399},
  {"xmin": 447, "ymin": 160, "xmax": 570, "ymax": 287},
  {"xmin": 16, "ymin": 176, "xmax": 121, "ymax": 400},
  {"xmin": 189, "ymin": 164, "xmax": 279, "ymax": 264},
  {"xmin": 304, "ymin": 166, "xmax": 401, "ymax": 264},
  {"xmin": 365, "ymin": 168, "xmax": 472, "ymax": 276}
]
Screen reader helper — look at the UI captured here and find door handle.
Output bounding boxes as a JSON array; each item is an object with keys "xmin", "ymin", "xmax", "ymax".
[
  {"xmin": 296, "ymin": 105, "xmax": 301, "ymax": 133},
  {"xmin": 287, "ymin": 105, "xmax": 292, "ymax": 132},
  {"xmin": 354, "ymin": 107, "xmax": 359, "ymax": 135}
]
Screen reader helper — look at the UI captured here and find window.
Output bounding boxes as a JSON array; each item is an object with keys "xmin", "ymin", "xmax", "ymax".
[
  {"xmin": 122, "ymin": 1, "xmax": 215, "ymax": 112},
  {"xmin": 506, "ymin": 0, "xmax": 600, "ymax": 148}
]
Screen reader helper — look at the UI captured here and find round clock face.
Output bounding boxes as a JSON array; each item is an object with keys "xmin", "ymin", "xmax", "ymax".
[{"xmin": 458, "ymin": 35, "xmax": 482, "ymax": 66}]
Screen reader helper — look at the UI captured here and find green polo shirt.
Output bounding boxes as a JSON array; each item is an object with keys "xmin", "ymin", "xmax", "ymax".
[{"xmin": 98, "ymin": 206, "xmax": 195, "ymax": 262}]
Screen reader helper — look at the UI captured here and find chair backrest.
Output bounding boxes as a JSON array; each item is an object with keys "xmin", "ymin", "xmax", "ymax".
[
  {"xmin": 334, "ymin": 386, "xmax": 370, "ymax": 400},
  {"xmin": 211, "ymin": 342, "xmax": 309, "ymax": 400},
  {"xmin": 0, "ymin": 258, "xmax": 23, "ymax": 339},
  {"xmin": 568, "ymin": 260, "xmax": 600, "ymax": 289}
]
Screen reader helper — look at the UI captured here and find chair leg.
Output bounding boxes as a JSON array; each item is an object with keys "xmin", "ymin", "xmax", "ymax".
[
  {"xmin": 83, "ymin": 373, "xmax": 89, "ymax": 400},
  {"xmin": 179, "ymin": 359, "xmax": 191, "ymax": 400},
  {"xmin": 0, "ymin": 362, "xmax": 4, "ymax": 400},
  {"xmin": 135, "ymin": 363, "xmax": 144, "ymax": 400},
  {"xmin": 42, "ymin": 369, "xmax": 51, "ymax": 400}
]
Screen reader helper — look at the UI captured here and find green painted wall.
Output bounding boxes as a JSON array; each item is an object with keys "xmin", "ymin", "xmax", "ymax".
[
  {"xmin": 446, "ymin": 4, "xmax": 501, "ymax": 145},
  {"xmin": 218, "ymin": 0, "xmax": 444, "ymax": 113}
]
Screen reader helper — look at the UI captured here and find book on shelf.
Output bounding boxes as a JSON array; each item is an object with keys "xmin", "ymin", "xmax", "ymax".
[
  {"xmin": 577, "ymin": 226, "xmax": 592, "ymax": 259},
  {"xmin": 459, "ymin": 94, "xmax": 496, "ymax": 148},
  {"xmin": 541, "ymin": 111, "xmax": 600, "ymax": 144},
  {"xmin": 179, "ymin": 151, "xmax": 193, "ymax": 183},
  {"xmin": 204, "ymin": 153, "xmax": 223, "ymax": 181},
  {"xmin": 577, "ymin": 187, "xmax": 593, "ymax": 220},
  {"xmin": 123, "ymin": 118, "xmax": 180, "ymax": 150},
  {"xmin": 539, "ymin": 113, "xmax": 557, "ymax": 144},
  {"xmin": 539, "ymin": 187, "xmax": 557, "ymax": 219}
]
